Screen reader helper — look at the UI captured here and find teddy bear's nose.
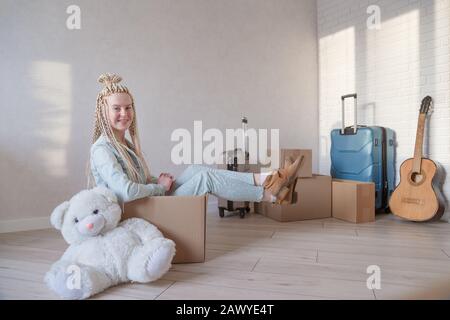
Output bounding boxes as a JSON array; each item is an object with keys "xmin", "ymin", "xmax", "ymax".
[{"xmin": 86, "ymin": 223, "xmax": 94, "ymax": 230}]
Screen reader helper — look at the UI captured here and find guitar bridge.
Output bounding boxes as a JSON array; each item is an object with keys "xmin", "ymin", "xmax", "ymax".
[{"xmin": 401, "ymin": 197, "xmax": 424, "ymax": 205}]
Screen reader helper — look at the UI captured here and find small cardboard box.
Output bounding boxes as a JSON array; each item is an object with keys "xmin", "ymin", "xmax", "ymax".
[
  {"xmin": 262, "ymin": 149, "xmax": 312, "ymax": 178},
  {"xmin": 123, "ymin": 195, "xmax": 207, "ymax": 263},
  {"xmin": 332, "ymin": 179, "xmax": 375, "ymax": 223},
  {"xmin": 261, "ymin": 175, "xmax": 331, "ymax": 222}
]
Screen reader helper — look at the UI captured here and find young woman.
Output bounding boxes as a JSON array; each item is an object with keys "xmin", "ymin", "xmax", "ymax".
[{"xmin": 88, "ymin": 74, "xmax": 302, "ymax": 205}]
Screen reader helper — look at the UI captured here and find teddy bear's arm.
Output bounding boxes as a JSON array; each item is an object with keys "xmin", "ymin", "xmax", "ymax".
[{"xmin": 120, "ymin": 217, "xmax": 165, "ymax": 244}]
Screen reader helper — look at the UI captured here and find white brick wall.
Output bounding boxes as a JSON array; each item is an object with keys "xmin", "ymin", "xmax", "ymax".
[{"xmin": 317, "ymin": 0, "xmax": 450, "ymax": 220}]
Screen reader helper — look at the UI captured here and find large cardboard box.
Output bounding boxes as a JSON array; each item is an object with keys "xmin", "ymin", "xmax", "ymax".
[
  {"xmin": 260, "ymin": 175, "xmax": 331, "ymax": 222},
  {"xmin": 123, "ymin": 195, "xmax": 207, "ymax": 263},
  {"xmin": 332, "ymin": 179, "xmax": 375, "ymax": 223},
  {"xmin": 262, "ymin": 149, "xmax": 312, "ymax": 178}
]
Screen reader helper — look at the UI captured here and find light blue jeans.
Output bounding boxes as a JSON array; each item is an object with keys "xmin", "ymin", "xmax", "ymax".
[{"xmin": 170, "ymin": 165, "xmax": 264, "ymax": 202}]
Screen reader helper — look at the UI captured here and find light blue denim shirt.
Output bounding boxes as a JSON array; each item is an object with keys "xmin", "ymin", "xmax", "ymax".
[{"xmin": 90, "ymin": 135, "xmax": 166, "ymax": 203}]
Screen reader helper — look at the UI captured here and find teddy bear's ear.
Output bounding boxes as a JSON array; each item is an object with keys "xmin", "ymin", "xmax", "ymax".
[
  {"xmin": 50, "ymin": 201, "xmax": 70, "ymax": 230},
  {"xmin": 93, "ymin": 186, "xmax": 118, "ymax": 204}
]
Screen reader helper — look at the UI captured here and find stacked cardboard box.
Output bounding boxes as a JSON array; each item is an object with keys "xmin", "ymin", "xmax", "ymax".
[
  {"xmin": 255, "ymin": 149, "xmax": 332, "ymax": 222},
  {"xmin": 257, "ymin": 175, "xmax": 332, "ymax": 221},
  {"xmin": 262, "ymin": 149, "xmax": 312, "ymax": 178}
]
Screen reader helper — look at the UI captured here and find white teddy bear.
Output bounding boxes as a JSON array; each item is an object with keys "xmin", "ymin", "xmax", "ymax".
[{"xmin": 44, "ymin": 186, "xmax": 176, "ymax": 299}]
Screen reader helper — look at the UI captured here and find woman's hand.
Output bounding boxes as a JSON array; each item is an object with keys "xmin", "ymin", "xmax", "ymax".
[
  {"xmin": 160, "ymin": 172, "xmax": 174, "ymax": 180},
  {"xmin": 157, "ymin": 173, "xmax": 174, "ymax": 192}
]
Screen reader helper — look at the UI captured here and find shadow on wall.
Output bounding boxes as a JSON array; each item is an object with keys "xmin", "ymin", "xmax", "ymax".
[
  {"xmin": 1, "ymin": 60, "xmax": 80, "ymax": 221},
  {"xmin": 317, "ymin": 0, "xmax": 449, "ymax": 219},
  {"xmin": 29, "ymin": 61, "xmax": 72, "ymax": 179}
]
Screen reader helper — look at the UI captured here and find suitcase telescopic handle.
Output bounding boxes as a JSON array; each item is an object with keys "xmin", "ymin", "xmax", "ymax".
[
  {"xmin": 341, "ymin": 94, "xmax": 357, "ymax": 100},
  {"xmin": 242, "ymin": 116, "xmax": 248, "ymax": 156},
  {"xmin": 341, "ymin": 93, "xmax": 357, "ymax": 134}
]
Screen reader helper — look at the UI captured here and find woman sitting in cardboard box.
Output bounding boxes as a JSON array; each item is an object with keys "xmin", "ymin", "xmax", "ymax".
[{"xmin": 88, "ymin": 74, "xmax": 303, "ymax": 206}]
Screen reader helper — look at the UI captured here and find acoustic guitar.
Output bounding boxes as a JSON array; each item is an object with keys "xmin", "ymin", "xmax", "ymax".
[{"xmin": 389, "ymin": 96, "xmax": 445, "ymax": 221}]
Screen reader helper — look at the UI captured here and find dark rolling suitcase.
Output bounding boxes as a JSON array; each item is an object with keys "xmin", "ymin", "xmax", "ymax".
[
  {"xmin": 330, "ymin": 94, "xmax": 396, "ymax": 211},
  {"xmin": 217, "ymin": 117, "xmax": 254, "ymax": 218},
  {"xmin": 218, "ymin": 149, "xmax": 251, "ymax": 218}
]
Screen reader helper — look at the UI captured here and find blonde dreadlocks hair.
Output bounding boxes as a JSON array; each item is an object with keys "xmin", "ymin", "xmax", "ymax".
[{"xmin": 86, "ymin": 73, "xmax": 151, "ymax": 187}]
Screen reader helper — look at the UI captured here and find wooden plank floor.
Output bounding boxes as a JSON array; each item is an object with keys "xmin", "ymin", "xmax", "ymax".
[{"xmin": 1, "ymin": 210, "xmax": 450, "ymax": 300}]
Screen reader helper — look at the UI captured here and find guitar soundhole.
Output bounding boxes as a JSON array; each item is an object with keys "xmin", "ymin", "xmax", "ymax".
[{"xmin": 409, "ymin": 172, "xmax": 425, "ymax": 185}]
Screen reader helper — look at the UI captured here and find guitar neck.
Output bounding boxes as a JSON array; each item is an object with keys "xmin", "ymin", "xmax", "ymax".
[{"xmin": 412, "ymin": 113, "xmax": 426, "ymax": 173}]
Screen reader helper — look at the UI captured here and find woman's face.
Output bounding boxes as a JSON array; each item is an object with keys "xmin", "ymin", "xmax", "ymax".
[{"xmin": 105, "ymin": 93, "xmax": 134, "ymax": 134}]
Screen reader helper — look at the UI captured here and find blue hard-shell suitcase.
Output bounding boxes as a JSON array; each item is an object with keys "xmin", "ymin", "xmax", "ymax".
[{"xmin": 330, "ymin": 94, "xmax": 396, "ymax": 211}]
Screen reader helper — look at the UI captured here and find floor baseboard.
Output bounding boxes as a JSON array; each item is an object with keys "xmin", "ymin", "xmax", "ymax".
[{"xmin": 0, "ymin": 216, "xmax": 51, "ymax": 234}]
